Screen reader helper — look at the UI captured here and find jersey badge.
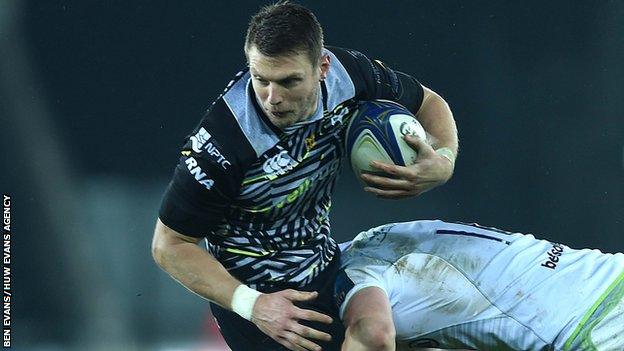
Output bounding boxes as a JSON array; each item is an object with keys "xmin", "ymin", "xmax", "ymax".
[{"xmin": 262, "ymin": 150, "xmax": 299, "ymax": 179}]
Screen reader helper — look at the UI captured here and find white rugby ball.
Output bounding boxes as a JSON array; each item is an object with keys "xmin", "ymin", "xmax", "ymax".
[{"xmin": 345, "ymin": 100, "xmax": 426, "ymax": 180}]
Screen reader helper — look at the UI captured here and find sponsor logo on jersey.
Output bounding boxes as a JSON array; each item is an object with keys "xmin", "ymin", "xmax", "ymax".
[
  {"xmin": 204, "ymin": 142, "xmax": 231, "ymax": 170},
  {"xmin": 407, "ymin": 338, "xmax": 440, "ymax": 348},
  {"xmin": 256, "ymin": 179, "xmax": 313, "ymax": 212},
  {"xmin": 190, "ymin": 127, "xmax": 212, "ymax": 152},
  {"xmin": 330, "ymin": 114, "xmax": 344, "ymax": 126},
  {"xmin": 541, "ymin": 243, "xmax": 564, "ymax": 270},
  {"xmin": 375, "ymin": 59, "xmax": 400, "ymax": 96},
  {"xmin": 329, "ymin": 101, "xmax": 354, "ymax": 126},
  {"xmin": 262, "ymin": 150, "xmax": 299, "ymax": 179},
  {"xmin": 252, "ymin": 159, "xmax": 340, "ymax": 213},
  {"xmin": 185, "ymin": 157, "xmax": 214, "ymax": 190},
  {"xmin": 188, "ymin": 127, "xmax": 231, "ymax": 170},
  {"xmin": 330, "ymin": 106, "xmax": 350, "ymax": 126},
  {"xmin": 281, "ymin": 178, "xmax": 311, "ymax": 207}
]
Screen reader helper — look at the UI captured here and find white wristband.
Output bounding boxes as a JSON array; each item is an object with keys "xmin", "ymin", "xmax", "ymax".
[{"xmin": 231, "ymin": 284, "xmax": 262, "ymax": 321}]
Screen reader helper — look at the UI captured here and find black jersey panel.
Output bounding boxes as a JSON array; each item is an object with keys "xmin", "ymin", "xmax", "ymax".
[
  {"xmin": 159, "ymin": 167, "xmax": 228, "ymax": 237},
  {"xmin": 326, "ymin": 46, "xmax": 424, "ymax": 114},
  {"xmin": 159, "ymin": 98, "xmax": 257, "ymax": 237},
  {"xmin": 394, "ymin": 71, "xmax": 425, "ymax": 114}
]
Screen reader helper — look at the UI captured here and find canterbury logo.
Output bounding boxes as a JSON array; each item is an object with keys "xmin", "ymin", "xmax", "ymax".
[{"xmin": 262, "ymin": 150, "xmax": 298, "ymax": 176}]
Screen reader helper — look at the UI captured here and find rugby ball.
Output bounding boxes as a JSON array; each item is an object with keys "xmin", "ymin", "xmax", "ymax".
[{"xmin": 345, "ymin": 100, "xmax": 426, "ymax": 180}]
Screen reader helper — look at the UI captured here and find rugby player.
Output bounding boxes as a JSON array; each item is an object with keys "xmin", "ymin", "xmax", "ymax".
[
  {"xmin": 336, "ymin": 220, "xmax": 624, "ymax": 350},
  {"xmin": 151, "ymin": 2, "xmax": 458, "ymax": 350}
]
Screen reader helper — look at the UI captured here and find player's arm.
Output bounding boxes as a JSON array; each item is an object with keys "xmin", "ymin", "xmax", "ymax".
[
  {"xmin": 152, "ymin": 218, "xmax": 239, "ymax": 308},
  {"xmin": 341, "ymin": 287, "xmax": 396, "ymax": 351},
  {"xmin": 152, "ymin": 219, "xmax": 333, "ymax": 351},
  {"xmin": 157, "ymin": 116, "xmax": 333, "ymax": 351},
  {"xmin": 329, "ymin": 47, "xmax": 458, "ymax": 199},
  {"xmin": 416, "ymin": 85, "xmax": 458, "ymax": 158},
  {"xmin": 362, "ymin": 85, "xmax": 458, "ymax": 199}
]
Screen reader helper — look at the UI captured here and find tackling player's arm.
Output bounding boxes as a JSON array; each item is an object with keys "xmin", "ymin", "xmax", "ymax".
[{"xmin": 341, "ymin": 287, "xmax": 396, "ymax": 351}]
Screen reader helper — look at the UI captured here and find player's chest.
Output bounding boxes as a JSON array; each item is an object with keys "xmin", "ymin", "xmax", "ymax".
[{"xmin": 235, "ymin": 119, "xmax": 346, "ymax": 208}]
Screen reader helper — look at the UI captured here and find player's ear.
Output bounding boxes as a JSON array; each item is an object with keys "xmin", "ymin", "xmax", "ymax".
[{"xmin": 319, "ymin": 55, "xmax": 330, "ymax": 81}]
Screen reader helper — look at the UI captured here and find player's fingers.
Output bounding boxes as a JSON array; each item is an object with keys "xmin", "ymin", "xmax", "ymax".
[
  {"xmin": 365, "ymin": 180, "xmax": 439, "ymax": 198},
  {"xmin": 282, "ymin": 289, "xmax": 318, "ymax": 301},
  {"xmin": 365, "ymin": 178, "xmax": 440, "ymax": 196},
  {"xmin": 290, "ymin": 322, "xmax": 332, "ymax": 342},
  {"xmin": 281, "ymin": 331, "xmax": 323, "ymax": 351},
  {"xmin": 369, "ymin": 161, "xmax": 416, "ymax": 179},
  {"xmin": 293, "ymin": 306, "xmax": 333, "ymax": 324},
  {"xmin": 363, "ymin": 187, "xmax": 417, "ymax": 199},
  {"xmin": 404, "ymin": 134, "xmax": 434, "ymax": 156},
  {"xmin": 360, "ymin": 173, "xmax": 413, "ymax": 190},
  {"xmin": 276, "ymin": 335, "xmax": 308, "ymax": 351}
]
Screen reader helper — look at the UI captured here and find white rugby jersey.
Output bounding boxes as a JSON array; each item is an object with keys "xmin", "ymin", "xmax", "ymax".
[
  {"xmin": 336, "ymin": 220, "xmax": 624, "ymax": 350},
  {"xmin": 158, "ymin": 46, "xmax": 424, "ymax": 289}
]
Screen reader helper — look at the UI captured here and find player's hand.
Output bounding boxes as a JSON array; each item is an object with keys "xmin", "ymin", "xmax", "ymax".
[
  {"xmin": 361, "ymin": 135, "xmax": 454, "ymax": 199},
  {"xmin": 251, "ymin": 289, "xmax": 333, "ymax": 351}
]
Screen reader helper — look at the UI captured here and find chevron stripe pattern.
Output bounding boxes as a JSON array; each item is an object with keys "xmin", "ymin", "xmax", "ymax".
[{"xmin": 206, "ymin": 102, "xmax": 357, "ymax": 288}]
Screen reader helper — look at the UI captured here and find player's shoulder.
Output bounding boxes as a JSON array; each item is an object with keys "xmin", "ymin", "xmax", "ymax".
[
  {"xmin": 325, "ymin": 45, "xmax": 370, "ymax": 69},
  {"xmin": 325, "ymin": 45, "xmax": 373, "ymax": 86},
  {"xmin": 202, "ymin": 68, "xmax": 251, "ymax": 130},
  {"xmin": 325, "ymin": 46, "xmax": 407, "ymax": 106}
]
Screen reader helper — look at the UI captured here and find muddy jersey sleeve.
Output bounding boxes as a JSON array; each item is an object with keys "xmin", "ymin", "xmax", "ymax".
[
  {"xmin": 159, "ymin": 98, "xmax": 255, "ymax": 238},
  {"xmin": 327, "ymin": 46, "xmax": 424, "ymax": 113}
]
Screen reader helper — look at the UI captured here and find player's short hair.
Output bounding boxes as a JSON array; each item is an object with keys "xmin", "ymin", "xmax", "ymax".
[{"xmin": 245, "ymin": 1, "xmax": 324, "ymax": 67}]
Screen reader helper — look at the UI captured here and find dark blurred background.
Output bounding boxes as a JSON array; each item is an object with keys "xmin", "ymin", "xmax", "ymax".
[{"xmin": 3, "ymin": 0, "xmax": 622, "ymax": 349}]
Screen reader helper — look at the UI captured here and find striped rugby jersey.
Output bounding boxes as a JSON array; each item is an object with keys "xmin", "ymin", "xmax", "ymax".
[{"xmin": 159, "ymin": 46, "xmax": 424, "ymax": 289}]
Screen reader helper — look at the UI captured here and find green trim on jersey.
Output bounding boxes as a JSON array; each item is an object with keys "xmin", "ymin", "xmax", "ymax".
[{"xmin": 563, "ymin": 269, "xmax": 624, "ymax": 350}]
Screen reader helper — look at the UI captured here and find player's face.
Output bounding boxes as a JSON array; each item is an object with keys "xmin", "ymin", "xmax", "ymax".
[{"xmin": 248, "ymin": 45, "xmax": 329, "ymax": 129}]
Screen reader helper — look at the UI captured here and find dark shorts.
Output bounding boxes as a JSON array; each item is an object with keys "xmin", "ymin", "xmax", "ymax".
[{"xmin": 210, "ymin": 251, "xmax": 345, "ymax": 351}]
